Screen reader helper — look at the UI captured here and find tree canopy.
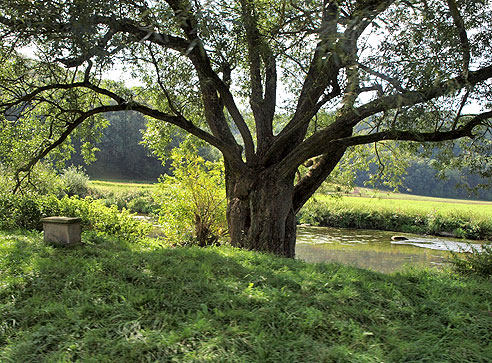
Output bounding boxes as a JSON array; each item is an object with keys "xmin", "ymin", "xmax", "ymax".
[{"xmin": 1, "ymin": 0, "xmax": 492, "ymax": 256}]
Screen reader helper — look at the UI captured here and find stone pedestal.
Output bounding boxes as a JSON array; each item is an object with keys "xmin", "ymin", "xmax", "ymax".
[{"xmin": 41, "ymin": 216, "xmax": 82, "ymax": 246}]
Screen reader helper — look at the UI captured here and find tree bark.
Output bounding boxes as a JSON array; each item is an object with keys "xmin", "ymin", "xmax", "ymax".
[{"xmin": 226, "ymin": 166, "xmax": 297, "ymax": 258}]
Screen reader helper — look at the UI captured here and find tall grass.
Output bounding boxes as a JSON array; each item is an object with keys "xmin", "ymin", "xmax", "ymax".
[{"xmin": 1, "ymin": 230, "xmax": 491, "ymax": 362}]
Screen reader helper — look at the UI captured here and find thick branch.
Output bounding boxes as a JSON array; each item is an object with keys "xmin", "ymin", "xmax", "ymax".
[
  {"xmin": 356, "ymin": 62, "xmax": 406, "ymax": 92},
  {"xmin": 7, "ymin": 78, "xmax": 238, "ymax": 158},
  {"xmin": 292, "ymin": 147, "xmax": 347, "ymax": 213},
  {"xmin": 0, "ymin": 80, "xmax": 127, "ymax": 109},
  {"xmin": 446, "ymin": 0, "xmax": 471, "ymax": 78},
  {"xmin": 281, "ymin": 110, "xmax": 492, "ymax": 176},
  {"xmin": 334, "ymin": 64, "xmax": 492, "ymax": 130},
  {"xmin": 164, "ymin": 0, "xmax": 255, "ymax": 162},
  {"xmin": 240, "ymin": 0, "xmax": 277, "ymax": 153},
  {"xmin": 337, "ymin": 111, "xmax": 492, "ymax": 148}
]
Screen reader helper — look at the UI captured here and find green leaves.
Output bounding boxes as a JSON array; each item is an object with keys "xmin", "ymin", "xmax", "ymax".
[{"xmin": 155, "ymin": 146, "xmax": 227, "ymax": 246}]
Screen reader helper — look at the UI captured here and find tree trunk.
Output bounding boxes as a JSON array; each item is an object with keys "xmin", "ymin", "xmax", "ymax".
[{"xmin": 226, "ymin": 167, "xmax": 297, "ymax": 258}]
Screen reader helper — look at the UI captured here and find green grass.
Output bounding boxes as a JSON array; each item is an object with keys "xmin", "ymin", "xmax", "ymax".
[
  {"xmin": 317, "ymin": 194, "xmax": 492, "ymax": 218},
  {"xmin": 88, "ymin": 180, "xmax": 156, "ymax": 194},
  {"xmin": 1, "ymin": 230, "xmax": 491, "ymax": 362},
  {"xmin": 347, "ymin": 187, "xmax": 492, "ymax": 205}
]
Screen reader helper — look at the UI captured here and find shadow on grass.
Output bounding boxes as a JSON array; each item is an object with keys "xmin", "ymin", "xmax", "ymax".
[{"xmin": 1, "ymin": 230, "xmax": 491, "ymax": 362}]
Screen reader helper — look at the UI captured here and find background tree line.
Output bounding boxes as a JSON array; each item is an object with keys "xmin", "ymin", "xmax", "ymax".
[{"xmin": 71, "ymin": 110, "xmax": 492, "ymax": 201}]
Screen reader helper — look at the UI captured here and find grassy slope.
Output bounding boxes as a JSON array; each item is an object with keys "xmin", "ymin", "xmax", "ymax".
[{"xmin": 1, "ymin": 230, "xmax": 491, "ymax": 362}]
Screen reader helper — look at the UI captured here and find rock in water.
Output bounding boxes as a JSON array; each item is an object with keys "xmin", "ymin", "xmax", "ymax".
[{"xmin": 391, "ymin": 235, "xmax": 409, "ymax": 241}]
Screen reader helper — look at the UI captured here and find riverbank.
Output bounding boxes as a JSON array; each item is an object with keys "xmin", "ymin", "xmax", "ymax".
[
  {"xmin": 1, "ymin": 230, "xmax": 491, "ymax": 361},
  {"xmin": 298, "ymin": 195, "xmax": 492, "ymax": 240}
]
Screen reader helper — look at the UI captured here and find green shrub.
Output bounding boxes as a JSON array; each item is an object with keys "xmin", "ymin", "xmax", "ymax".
[
  {"xmin": 0, "ymin": 193, "xmax": 151, "ymax": 240},
  {"xmin": 155, "ymin": 148, "xmax": 227, "ymax": 246},
  {"xmin": 60, "ymin": 165, "xmax": 90, "ymax": 197},
  {"xmin": 448, "ymin": 244, "xmax": 492, "ymax": 278}
]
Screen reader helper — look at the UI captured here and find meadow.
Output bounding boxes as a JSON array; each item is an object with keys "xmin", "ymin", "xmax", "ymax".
[
  {"xmin": 1, "ymin": 230, "xmax": 491, "ymax": 362},
  {"xmin": 88, "ymin": 180, "xmax": 156, "ymax": 194}
]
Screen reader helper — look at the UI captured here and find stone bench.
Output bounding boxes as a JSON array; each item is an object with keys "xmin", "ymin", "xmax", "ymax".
[{"xmin": 41, "ymin": 216, "xmax": 82, "ymax": 246}]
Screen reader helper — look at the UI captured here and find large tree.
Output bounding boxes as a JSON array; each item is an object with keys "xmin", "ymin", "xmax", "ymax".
[{"xmin": 1, "ymin": 0, "xmax": 492, "ymax": 257}]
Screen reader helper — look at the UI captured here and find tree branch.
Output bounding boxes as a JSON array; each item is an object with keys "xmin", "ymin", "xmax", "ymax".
[
  {"xmin": 446, "ymin": 0, "xmax": 471, "ymax": 79},
  {"xmin": 282, "ymin": 109, "xmax": 492, "ymax": 176},
  {"xmin": 240, "ymin": 0, "xmax": 277, "ymax": 154},
  {"xmin": 163, "ymin": 0, "xmax": 255, "ymax": 162},
  {"xmin": 356, "ymin": 62, "xmax": 406, "ymax": 93},
  {"xmin": 292, "ymin": 146, "xmax": 347, "ymax": 213},
  {"xmin": 269, "ymin": 0, "xmax": 395, "ymax": 166},
  {"xmin": 13, "ymin": 103, "xmax": 130, "ymax": 193},
  {"xmin": 335, "ymin": 64, "xmax": 492, "ymax": 131}
]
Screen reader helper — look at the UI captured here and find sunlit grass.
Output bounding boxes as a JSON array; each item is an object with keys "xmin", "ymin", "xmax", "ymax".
[
  {"xmin": 315, "ymin": 194, "xmax": 492, "ymax": 219},
  {"xmin": 1, "ymin": 230, "xmax": 491, "ymax": 361},
  {"xmin": 345, "ymin": 187, "xmax": 492, "ymax": 204},
  {"xmin": 88, "ymin": 180, "xmax": 156, "ymax": 193}
]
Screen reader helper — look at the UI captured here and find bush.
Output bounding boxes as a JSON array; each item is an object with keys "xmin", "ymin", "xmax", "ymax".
[
  {"xmin": 0, "ymin": 163, "xmax": 64, "ymax": 196},
  {"xmin": 60, "ymin": 165, "xmax": 90, "ymax": 197},
  {"xmin": 0, "ymin": 193, "xmax": 151, "ymax": 240},
  {"xmin": 155, "ymin": 148, "xmax": 227, "ymax": 246},
  {"xmin": 448, "ymin": 244, "xmax": 492, "ymax": 278}
]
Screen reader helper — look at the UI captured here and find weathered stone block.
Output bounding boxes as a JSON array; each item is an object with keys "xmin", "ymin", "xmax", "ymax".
[{"xmin": 41, "ymin": 216, "xmax": 82, "ymax": 246}]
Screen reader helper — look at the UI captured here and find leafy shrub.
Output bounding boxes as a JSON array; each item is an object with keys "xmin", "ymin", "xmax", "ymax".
[
  {"xmin": 155, "ymin": 148, "xmax": 227, "ymax": 246},
  {"xmin": 0, "ymin": 163, "xmax": 64, "ymax": 196},
  {"xmin": 448, "ymin": 244, "xmax": 492, "ymax": 278},
  {"xmin": 0, "ymin": 193, "xmax": 151, "ymax": 240},
  {"xmin": 60, "ymin": 165, "xmax": 90, "ymax": 197}
]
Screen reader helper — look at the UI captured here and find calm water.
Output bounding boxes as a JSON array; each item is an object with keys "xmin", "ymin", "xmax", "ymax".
[{"xmin": 295, "ymin": 226, "xmax": 484, "ymax": 274}]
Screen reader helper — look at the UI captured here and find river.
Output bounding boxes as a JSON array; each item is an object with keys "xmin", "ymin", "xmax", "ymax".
[{"xmin": 295, "ymin": 226, "xmax": 484, "ymax": 274}]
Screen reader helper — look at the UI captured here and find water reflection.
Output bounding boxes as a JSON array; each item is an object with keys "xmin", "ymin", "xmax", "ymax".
[{"xmin": 295, "ymin": 226, "xmax": 484, "ymax": 274}]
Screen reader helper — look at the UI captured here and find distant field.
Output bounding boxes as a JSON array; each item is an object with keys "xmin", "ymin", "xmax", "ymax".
[
  {"xmin": 315, "ymin": 192, "xmax": 492, "ymax": 218},
  {"xmin": 89, "ymin": 180, "xmax": 156, "ymax": 193},
  {"xmin": 349, "ymin": 188, "xmax": 492, "ymax": 205}
]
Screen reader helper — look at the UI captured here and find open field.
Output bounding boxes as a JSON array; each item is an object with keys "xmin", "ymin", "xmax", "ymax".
[
  {"xmin": 347, "ymin": 187, "xmax": 492, "ymax": 205},
  {"xmin": 89, "ymin": 180, "xmax": 156, "ymax": 193},
  {"xmin": 315, "ymin": 193, "xmax": 492, "ymax": 219},
  {"xmin": 1, "ymin": 230, "xmax": 491, "ymax": 362}
]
